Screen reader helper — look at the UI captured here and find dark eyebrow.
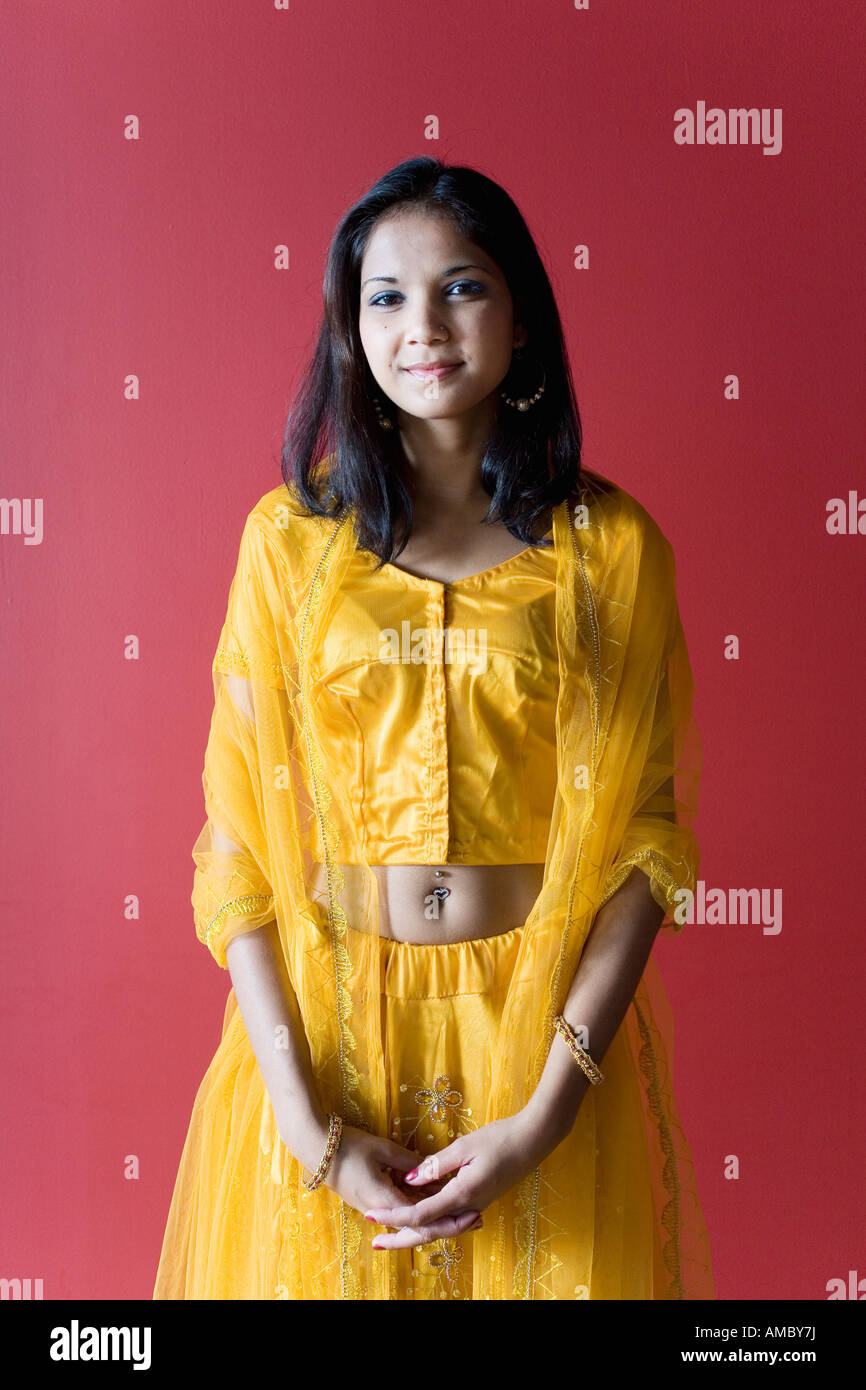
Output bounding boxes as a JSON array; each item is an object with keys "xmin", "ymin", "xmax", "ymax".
[{"xmin": 360, "ymin": 264, "xmax": 490, "ymax": 291}]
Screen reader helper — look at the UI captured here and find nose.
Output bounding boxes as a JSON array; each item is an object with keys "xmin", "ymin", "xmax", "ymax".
[{"xmin": 405, "ymin": 296, "xmax": 450, "ymax": 345}]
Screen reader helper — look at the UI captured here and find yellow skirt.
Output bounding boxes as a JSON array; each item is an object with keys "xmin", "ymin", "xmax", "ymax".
[{"xmin": 153, "ymin": 923, "xmax": 712, "ymax": 1300}]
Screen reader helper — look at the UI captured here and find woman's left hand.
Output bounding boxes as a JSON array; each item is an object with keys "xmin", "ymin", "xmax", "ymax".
[{"xmin": 363, "ymin": 1108, "xmax": 561, "ymax": 1250}]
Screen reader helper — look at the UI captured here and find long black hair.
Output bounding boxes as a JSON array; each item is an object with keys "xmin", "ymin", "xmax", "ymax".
[{"xmin": 282, "ymin": 156, "xmax": 597, "ymax": 566}]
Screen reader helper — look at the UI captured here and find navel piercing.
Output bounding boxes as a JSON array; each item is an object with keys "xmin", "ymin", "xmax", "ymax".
[{"xmin": 432, "ymin": 869, "xmax": 449, "ymax": 898}]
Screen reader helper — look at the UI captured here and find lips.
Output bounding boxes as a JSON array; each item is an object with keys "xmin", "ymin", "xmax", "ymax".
[{"xmin": 401, "ymin": 363, "xmax": 463, "ymax": 379}]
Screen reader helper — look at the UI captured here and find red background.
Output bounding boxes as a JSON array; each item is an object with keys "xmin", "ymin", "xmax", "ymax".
[{"xmin": 2, "ymin": 1, "xmax": 864, "ymax": 1300}]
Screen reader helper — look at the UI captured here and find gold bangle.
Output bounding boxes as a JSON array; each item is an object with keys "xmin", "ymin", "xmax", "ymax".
[
  {"xmin": 553, "ymin": 1015, "xmax": 604, "ymax": 1085},
  {"xmin": 301, "ymin": 1113, "xmax": 343, "ymax": 1191}
]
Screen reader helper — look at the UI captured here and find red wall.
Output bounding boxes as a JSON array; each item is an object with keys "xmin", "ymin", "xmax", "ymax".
[{"xmin": 2, "ymin": 1, "xmax": 863, "ymax": 1300}]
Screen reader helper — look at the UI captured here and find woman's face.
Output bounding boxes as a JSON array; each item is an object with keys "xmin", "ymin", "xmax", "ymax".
[{"xmin": 358, "ymin": 207, "xmax": 526, "ymax": 426}]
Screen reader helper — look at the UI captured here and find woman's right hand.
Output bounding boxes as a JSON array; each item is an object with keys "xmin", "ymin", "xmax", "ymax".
[{"xmin": 322, "ymin": 1123, "xmax": 483, "ymax": 1247}]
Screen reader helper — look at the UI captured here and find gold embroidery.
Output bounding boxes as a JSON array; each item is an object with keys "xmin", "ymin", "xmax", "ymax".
[
  {"xmin": 390, "ymin": 1073, "xmax": 475, "ymax": 1298},
  {"xmin": 297, "ymin": 507, "xmax": 364, "ymax": 1300},
  {"xmin": 213, "ymin": 645, "xmax": 291, "ymax": 683},
  {"xmin": 598, "ymin": 849, "xmax": 686, "ymax": 916},
  {"xmin": 521, "ymin": 489, "xmax": 602, "ymax": 1300},
  {"xmin": 512, "ymin": 1170, "xmax": 536, "ymax": 1300},
  {"xmin": 428, "ymin": 1238, "xmax": 464, "ymax": 1282},
  {"xmin": 516, "ymin": 486, "xmax": 687, "ymax": 1300},
  {"xmin": 414, "ymin": 1074, "xmax": 463, "ymax": 1124},
  {"xmin": 632, "ymin": 996, "xmax": 683, "ymax": 1299},
  {"xmin": 395, "ymin": 1072, "xmax": 474, "ymax": 1146},
  {"xmin": 198, "ymin": 892, "xmax": 273, "ymax": 952}
]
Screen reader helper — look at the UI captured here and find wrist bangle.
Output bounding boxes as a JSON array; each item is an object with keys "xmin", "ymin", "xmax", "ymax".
[
  {"xmin": 302, "ymin": 1112, "xmax": 343, "ymax": 1191},
  {"xmin": 553, "ymin": 1014, "xmax": 604, "ymax": 1085}
]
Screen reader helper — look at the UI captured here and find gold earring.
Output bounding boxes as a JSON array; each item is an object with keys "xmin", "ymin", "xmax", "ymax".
[
  {"xmin": 372, "ymin": 395, "xmax": 395, "ymax": 430},
  {"xmin": 500, "ymin": 350, "xmax": 546, "ymax": 412}
]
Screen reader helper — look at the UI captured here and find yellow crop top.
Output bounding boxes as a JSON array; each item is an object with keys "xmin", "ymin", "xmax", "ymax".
[{"xmin": 310, "ymin": 535, "xmax": 559, "ymax": 866}]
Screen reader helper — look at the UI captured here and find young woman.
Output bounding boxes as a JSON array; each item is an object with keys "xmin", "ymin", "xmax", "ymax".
[{"xmin": 153, "ymin": 156, "xmax": 714, "ymax": 1301}]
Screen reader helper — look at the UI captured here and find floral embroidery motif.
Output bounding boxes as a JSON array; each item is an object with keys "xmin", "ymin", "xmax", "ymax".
[
  {"xmin": 414, "ymin": 1074, "xmax": 463, "ymax": 1124},
  {"xmin": 428, "ymin": 1238, "xmax": 464, "ymax": 1282},
  {"xmin": 395, "ymin": 1071, "xmax": 475, "ymax": 1145},
  {"xmin": 390, "ymin": 1072, "xmax": 476, "ymax": 1297}
]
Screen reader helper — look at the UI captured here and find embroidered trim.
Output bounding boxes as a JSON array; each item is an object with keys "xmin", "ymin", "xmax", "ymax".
[
  {"xmin": 521, "ymin": 490, "xmax": 602, "ymax": 1300},
  {"xmin": 213, "ymin": 645, "xmax": 293, "ymax": 683},
  {"xmin": 632, "ymin": 996, "xmax": 684, "ymax": 1299},
  {"xmin": 598, "ymin": 849, "xmax": 686, "ymax": 917},
  {"xmin": 297, "ymin": 508, "xmax": 364, "ymax": 1301},
  {"xmin": 513, "ymin": 1166, "xmax": 541, "ymax": 1300},
  {"xmin": 198, "ymin": 892, "xmax": 273, "ymax": 952}
]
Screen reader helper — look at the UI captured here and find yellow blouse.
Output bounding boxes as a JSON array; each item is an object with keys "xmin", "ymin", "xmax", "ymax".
[{"xmin": 312, "ymin": 537, "xmax": 559, "ymax": 865}]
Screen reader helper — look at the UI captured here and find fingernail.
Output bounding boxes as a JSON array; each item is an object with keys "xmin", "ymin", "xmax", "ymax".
[
  {"xmin": 405, "ymin": 1170, "xmax": 418, "ymax": 1181},
  {"xmin": 372, "ymin": 1242, "xmax": 382, "ymax": 1250},
  {"xmin": 470, "ymin": 1217, "xmax": 483, "ymax": 1230},
  {"xmin": 364, "ymin": 1214, "xmax": 374, "ymax": 1221}
]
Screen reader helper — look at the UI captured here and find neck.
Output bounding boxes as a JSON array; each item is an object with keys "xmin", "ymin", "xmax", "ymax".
[{"xmin": 395, "ymin": 395, "xmax": 498, "ymax": 511}]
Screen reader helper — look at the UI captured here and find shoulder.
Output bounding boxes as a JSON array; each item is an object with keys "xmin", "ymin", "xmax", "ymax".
[
  {"xmin": 570, "ymin": 470, "xmax": 677, "ymax": 615},
  {"xmin": 240, "ymin": 481, "xmax": 341, "ymax": 581},
  {"xmin": 575, "ymin": 467, "xmax": 674, "ymax": 565}
]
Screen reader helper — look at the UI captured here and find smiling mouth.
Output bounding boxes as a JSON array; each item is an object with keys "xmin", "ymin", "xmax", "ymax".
[{"xmin": 401, "ymin": 363, "xmax": 463, "ymax": 379}]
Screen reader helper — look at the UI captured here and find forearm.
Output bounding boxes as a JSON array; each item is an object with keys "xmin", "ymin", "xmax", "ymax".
[
  {"xmin": 522, "ymin": 867, "xmax": 665, "ymax": 1146},
  {"xmin": 225, "ymin": 920, "xmax": 329, "ymax": 1171}
]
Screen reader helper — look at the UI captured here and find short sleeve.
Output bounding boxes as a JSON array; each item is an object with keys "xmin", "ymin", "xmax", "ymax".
[
  {"xmin": 598, "ymin": 530, "xmax": 701, "ymax": 934},
  {"xmin": 191, "ymin": 514, "xmax": 281, "ymax": 967}
]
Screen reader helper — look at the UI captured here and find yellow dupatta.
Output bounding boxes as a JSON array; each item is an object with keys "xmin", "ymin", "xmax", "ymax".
[{"xmin": 190, "ymin": 466, "xmax": 712, "ymax": 1299}]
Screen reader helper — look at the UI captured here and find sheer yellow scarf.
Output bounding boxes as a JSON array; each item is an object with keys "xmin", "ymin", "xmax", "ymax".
[{"xmin": 191, "ymin": 467, "xmax": 708, "ymax": 1299}]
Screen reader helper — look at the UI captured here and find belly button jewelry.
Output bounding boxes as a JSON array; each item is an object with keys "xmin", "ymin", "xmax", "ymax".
[{"xmin": 432, "ymin": 871, "xmax": 450, "ymax": 899}]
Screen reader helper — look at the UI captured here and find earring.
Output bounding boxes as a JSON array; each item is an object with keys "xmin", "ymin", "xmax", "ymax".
[
  {"xmin": 500, "ymin": 349, "xmax": 546, "ymax": 412},
  {"xmin": 372, "ymin": 395, "xmax": 395, "ymax": 430}
]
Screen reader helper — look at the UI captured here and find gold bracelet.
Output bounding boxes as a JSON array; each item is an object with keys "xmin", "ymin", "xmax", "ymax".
[
  {"xmin": 301, "ymin": 1113, "xmax": 343, "ymax": 1191},
  {"xmin": 553, "ymin": 1015, "xmax": 604, "ymax": 1085}
]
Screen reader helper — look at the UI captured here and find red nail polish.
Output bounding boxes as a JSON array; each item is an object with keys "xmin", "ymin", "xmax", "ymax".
[{"xmin": 406, "ymin": 1170, "xmax": 418, "ymax": 1181}]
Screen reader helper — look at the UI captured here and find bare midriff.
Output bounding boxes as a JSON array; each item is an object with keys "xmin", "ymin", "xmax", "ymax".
[{"xmin": 370, "ymin": 862, "xmax": 546, "ymax": 944}]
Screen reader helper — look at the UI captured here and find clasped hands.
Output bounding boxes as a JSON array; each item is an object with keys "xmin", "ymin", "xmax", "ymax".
[{"xmin": 363, "ymin": 1108, "xmax": 558, "ymax": 1251}]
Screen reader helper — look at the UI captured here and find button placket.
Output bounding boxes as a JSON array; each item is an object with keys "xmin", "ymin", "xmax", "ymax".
[{"xmin": 425, "ymin": 582, "xmax": 449, "ymax": 863}]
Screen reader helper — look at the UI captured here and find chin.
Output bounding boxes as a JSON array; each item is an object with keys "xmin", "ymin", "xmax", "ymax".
[{"xmin": 402, "ymin": 404, "xmax": 472, "ymax": 422}]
